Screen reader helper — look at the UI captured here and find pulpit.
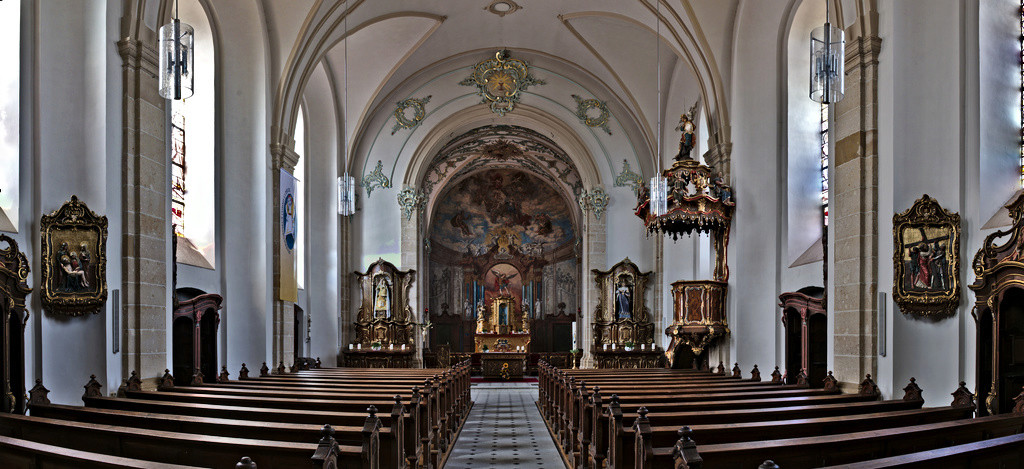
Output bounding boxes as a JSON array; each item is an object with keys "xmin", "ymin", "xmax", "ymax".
[{"xmin": 475, "ymin": 294, "xmax": 530, "ymax": 352}]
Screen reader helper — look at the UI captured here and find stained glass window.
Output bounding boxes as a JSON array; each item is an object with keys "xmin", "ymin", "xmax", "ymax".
[
  {"xmin": 171, "ymin": 105, "xmax": 187, "ymax": 237},
  {"xmin": 1019, "ymin": 1, "xmax": 1024, "ymax": 187},
  {"xmin": 295, "ymin": 107, "xmax": 305, "ymax": 289},
  {"xmin": 820, "ymin": 102, "xmax": 830, "ymax": 225}
]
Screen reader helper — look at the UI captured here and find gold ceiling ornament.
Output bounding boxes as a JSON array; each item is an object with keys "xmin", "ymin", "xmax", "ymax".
[
  {"xmin": 571, "ymin": 94, "xmax": 612, "ymax": 135},
  {"xmin": 391, "ymin": 95, "xmax": 431, "ymax": 135},
  {"xmin": 483, "ymin": 0, "xmax": 522, "ymax": 17},
  {"xmin": 460, "ymin": 49, "xmax": 545, "ymax": 116},
  {"xmin": 892, "ymin": 194, "xmax": 961, "ymax": 319}
]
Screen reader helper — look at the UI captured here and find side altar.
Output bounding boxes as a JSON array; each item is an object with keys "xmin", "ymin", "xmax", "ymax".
[{"xmin": 474, "ymin": 295, "xmax": 531, "ymax": 352}]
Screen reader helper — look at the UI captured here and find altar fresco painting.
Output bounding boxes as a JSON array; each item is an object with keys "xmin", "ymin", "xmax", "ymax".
[{"xmin": 431, "ymin": 169, "xmax": 575, "ymax": 256}]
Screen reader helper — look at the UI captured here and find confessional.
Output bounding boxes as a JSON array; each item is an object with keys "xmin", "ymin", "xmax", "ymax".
[
  {"xmin": 0, "ymin": 235, "xmax": 30, "ymax": 413},
  {"xmin": 779, "ymin": 286, "xmax": 826, "ymax": 386},
  {"xmin": 172, "ymin": 288, "xmax": 222, "ymax": 386},
  {"xmin": 971, "ymin": 194, "xmax": 1024, "ymax": 415}
]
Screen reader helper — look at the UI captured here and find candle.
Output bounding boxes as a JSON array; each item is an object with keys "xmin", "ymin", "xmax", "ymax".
[
  {"xmin": 348, "ymin": 344, "xmax": 353, "ymax": 350},
  {"xmin": 389, "ymin": 344, "xmax": 393, "ymax": 350},
  {"xmin": 357, "ymin": 344, "xmax": 361, "ymax": 350},
  {"xmin": 401, "ymin": 344, "xmax": 406, "ymax": 350}
]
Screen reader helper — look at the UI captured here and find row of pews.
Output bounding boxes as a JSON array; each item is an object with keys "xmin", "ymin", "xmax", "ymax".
[
  {"xmin": 0, "ymin": 361, "xmax": 472, "ymax": 468},
  {"xmin": 538, "ymin": 361, "xmax": 1024, "ymax": 468}
]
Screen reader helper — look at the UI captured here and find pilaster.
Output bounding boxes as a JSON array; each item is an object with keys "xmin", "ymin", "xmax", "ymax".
[
  {"xmin": 117, "ymin": 33, "xmax": 169, "ymax": 386},
  {"xmin": 832, "ymin": 34, "xmax": 882, "ymax": 391},
  {"xmin": 270, "ymin": 142, "xmax": 300, "ymax": 370}
]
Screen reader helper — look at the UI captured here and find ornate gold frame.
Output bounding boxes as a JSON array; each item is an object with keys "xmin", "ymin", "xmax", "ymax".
[
  {"xmin": 892, "ymin": 194, "xmax": 961, "ymax": 319},
  {"xmin": 40, "ymin": 196, "xmax": 108, "ymax": 316}
]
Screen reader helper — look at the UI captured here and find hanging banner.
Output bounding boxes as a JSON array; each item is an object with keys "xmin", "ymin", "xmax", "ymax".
[{"xmin": 279, "ymin": 169, "xmax": 298, "ymax": 302}]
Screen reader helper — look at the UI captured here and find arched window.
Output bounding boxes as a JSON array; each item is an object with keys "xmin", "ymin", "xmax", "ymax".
[
  {"xmin": 294, "ymin": 106, "xmax": 306, "ymax": 290},
  {"xmin": 0, "ymin": 0, "xmax": 21, "ymax": 233},
  {"xmin": 786, "ymin": 0, "xmax": 829, "ymax": 266},
  {"xmin": 1019, "ymin": 1, "xmax": 1024, "ymax": 188},
  {"xmin": 170, "ymin": 0, "xmax": 216, "ymax": 268}
]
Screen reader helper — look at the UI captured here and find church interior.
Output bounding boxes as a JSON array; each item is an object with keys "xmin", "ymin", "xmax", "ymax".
[{"xmin": 3, "ymin": 0, "xmax": 1024, "ymax": 467}]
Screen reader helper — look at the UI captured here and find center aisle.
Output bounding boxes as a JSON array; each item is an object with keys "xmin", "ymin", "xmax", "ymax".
[{"xmin": 445, "ymin": 382, "xmax": 564, "ymax": 468}]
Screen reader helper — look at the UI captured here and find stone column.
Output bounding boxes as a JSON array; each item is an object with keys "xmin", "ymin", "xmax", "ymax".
[
  {"xmin": 270, "ymin": 141, "xmax": 300, "ymax": 372},
  {"xmin": 399, "ymin": 186, "xmax": 426, "ymax": 367},
  {"xmin": 117, "ymin": 33, "xmax": 170, "ymax": 386},
  {"xmin": 338, "ymin": 215, "xmax": 352, "ymax": 365},
  {"xmin": 579, "ymin": 187, "xmax": 608, "ymax": 368},
  {"xmin": 703, "ymin": 142, "xmax": 733, "ymax": 180},
  {"xmin": 831, "ymin": 33, "xmax": 882, "ymax": 391}
]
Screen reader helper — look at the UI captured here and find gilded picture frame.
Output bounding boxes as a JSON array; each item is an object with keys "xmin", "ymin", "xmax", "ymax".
[
  {"xmin": 892, "ymin": 194, "xmax": 960, "ymax": 319},
  {"xmin": 40, "ymin": 196, "xmax": 108, "ymax": 316}
]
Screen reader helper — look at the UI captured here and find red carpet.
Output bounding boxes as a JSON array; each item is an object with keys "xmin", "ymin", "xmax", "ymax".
[{"xmin": 470, "ymin": 377, "xmax": 539, "ymax": 384}]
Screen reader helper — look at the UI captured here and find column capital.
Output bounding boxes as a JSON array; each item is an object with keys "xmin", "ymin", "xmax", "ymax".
[{"xmin": 270, "ymin": 138, "xmax": 300, "ymax": 172}]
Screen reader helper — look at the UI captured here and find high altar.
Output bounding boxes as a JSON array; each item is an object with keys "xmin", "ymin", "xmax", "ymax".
[{"xmin": 474, "ymin": 295, "xmax": 531, "ymax": 352}]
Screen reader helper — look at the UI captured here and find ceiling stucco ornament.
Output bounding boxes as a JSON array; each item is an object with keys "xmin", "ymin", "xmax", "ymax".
[
  {"xmin": 459, "ymin": 50, "xmax": 545, "ymax": 116},
  {"xmin": 614, "ymin": 159, "xmax": 644, "ymax": 195},
  {"xmin": 397, "ymin": 186, "xmax": 426, "ymax": 221},
  {"xmin": 481, "ymin": 139, "xmax": 524, "ymax": 160},
  {"xmin": 361, "ymin": 160, "xmax": 392, "ymax": 198},
  {"xmin": 571, "ymin": 94, "xmax": 612, "ymax": 135},
  {"xmin": 484, "ymin": 0, "xmax": 522, "ymax": 17},
  {"xmin": 579, "ymin": 187, "xmax": 610, "ymax": 221},
  {"xmin": 391, "ymin": 95, "xmax": 432, "ymax": 135}
]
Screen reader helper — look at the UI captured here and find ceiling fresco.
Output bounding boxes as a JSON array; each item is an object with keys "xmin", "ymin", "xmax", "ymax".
[
  {"xmin": 430, "ymin": 168, "xmax": 576, "ymax": 257},
  {"xmin": 421, "ymin": 125, "xmax": 583, "ymax": 216}
]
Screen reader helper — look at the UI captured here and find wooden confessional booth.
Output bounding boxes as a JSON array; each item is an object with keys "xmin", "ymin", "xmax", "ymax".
[
  {"xmin": 971, "ymin": 194, "xmax": 1024, "ymax": 415},
  {"xmin": 172, "ymin": 287, "xmax": 222, "ymax": 386},
  {"xmin": 0, "ymin": 235, "xmax": 30, "ymax": 413},
  {"xmin": 779, "ymin": 286, "xmax": 826, "ymax": 387}
]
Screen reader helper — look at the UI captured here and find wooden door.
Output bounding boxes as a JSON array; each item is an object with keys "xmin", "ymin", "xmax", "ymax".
[
  {"xmin": 199, "ymin": 311, "xmax": 217, "ymax": 383},
  {"xmin": 784, "ymin": 309, "xmax": 802, "ymax": 385},
  {"xmin": 808, "ymin": 314, "xmax": 827, "ymax": 388},
  {"xmin": 999, "ymin": 288, "xmax": 1024, "ymax": 413}
]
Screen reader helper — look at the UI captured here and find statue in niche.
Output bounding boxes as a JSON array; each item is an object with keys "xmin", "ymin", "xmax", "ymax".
[
  {"xmin": 373, "ymin": 276, "xmax": 392, "ymax": 319},
  {"xmin": 498, "ymin": 302, "xmax": 509, "ymax": 325},
  {"xmin": 615, "ymin": 276, "xmax": 633, "ymax": 319}
]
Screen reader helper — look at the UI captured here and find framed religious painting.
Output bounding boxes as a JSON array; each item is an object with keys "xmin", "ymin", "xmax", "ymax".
[
  {"xmin": 892, "ymin": 194, "xmax": 960, "ymax": 319},
  {"xmin": 40, "ymin": 195, "xmax": 108, "ymax": 316}
]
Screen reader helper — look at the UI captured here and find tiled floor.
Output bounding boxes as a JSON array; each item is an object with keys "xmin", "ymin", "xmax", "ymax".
[{"xmin": 445, "ymin": 382, "xmax": 564, "ymax": 468}]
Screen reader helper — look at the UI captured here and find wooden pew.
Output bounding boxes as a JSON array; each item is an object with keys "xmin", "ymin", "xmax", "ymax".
[
  {"xmin": 818, "ymin": 432, "xmax": 1024, "ymax": 468},
  {"xmin": 0, "ymin": 413, "xmax": 375, "ymax": 469},
  {"xmin": 0, "ymin": 434, "xmax": 208, "ymax": 469}
]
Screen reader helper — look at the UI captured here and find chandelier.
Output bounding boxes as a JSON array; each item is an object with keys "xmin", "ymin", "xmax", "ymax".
[
  {"xmin": 158, "ymin": 0, "xmax": 194, "ymax": 100},
  {"xmin": 337, "ymin": 10, "xmax": 356, "ymax": 216},
  {"xmin": 810, "ymin": 0, "xmax": 845, "ymax": 104}
]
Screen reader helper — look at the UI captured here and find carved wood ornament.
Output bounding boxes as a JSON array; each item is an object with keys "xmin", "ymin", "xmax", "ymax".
[{"xmin": 592, "ymin": 258, "xmax": 653, "ymax": 347}]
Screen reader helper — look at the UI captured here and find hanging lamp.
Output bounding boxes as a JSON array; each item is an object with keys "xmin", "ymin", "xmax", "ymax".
[
  {"xmin": 649, "ymin": 0, "xmax": 668, "ymax": 216},
  {"xmin": 810, "ymin": 0, "xmax": 845, "ymax": 104},
  {"xmin": 158, "ymin": 0, "xmax": 194, "ymax": 100},
  {"xmin": 338, "ymin": 10, "xmax": 356, "ymax": 216}
]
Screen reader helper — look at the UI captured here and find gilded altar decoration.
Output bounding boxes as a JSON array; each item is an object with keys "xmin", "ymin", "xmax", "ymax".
[
  {"xmin": 571, "ymin": 94, "xmax": 612, "ymax": 135},
  {"xmin": 0, "ymin": 234, "xmax": 31, "ymax": 413},
  {"xmin": 391, "ymin": 95, "xmax": 431, "ymax": 135},
  {"xmin": 635, "ymin": 159, "xmax": 735, "ymax": 281},
  {"xmin": 592, "ymin": 258, "xmax": 654, "ymax": 346},
  {"xmin": 459, "ymin": 49, "xmax": 545, "ymax": 116},
  {"xmin": 614, "ymin": 159, "xmax": 644, "ymax": 195},
  {"xmin": 893, "ymin": 194, "xmax": 961, "ymax": 319},
  {"xmin": 40, "ymin": 195, "xmax": 108, "ymax": 316},
  {"xmin": 361, "ymin": 160, "xmax": 392, "ymax": 198},
  {"xmin": 352, "ymin": 258, "xmax": 416, "ymax": 348},
  {"xmin": 397, "ymin": 186, "xmax": 425, "ymax": 221}
]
